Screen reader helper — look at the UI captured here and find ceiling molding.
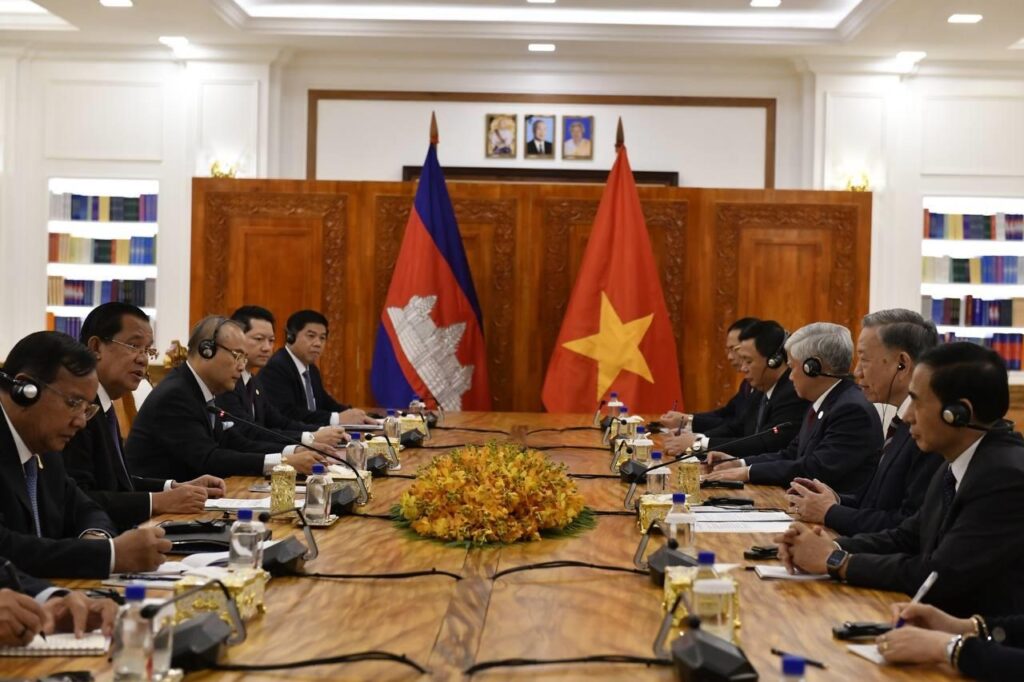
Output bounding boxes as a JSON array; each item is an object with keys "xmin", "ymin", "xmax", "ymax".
[{"xmin": 835, "ymin": 0, "xmax": 896, "ymax": 41}]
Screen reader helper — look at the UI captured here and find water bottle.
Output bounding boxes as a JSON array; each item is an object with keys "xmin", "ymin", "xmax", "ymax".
[
  {"xmin": 347, "ymin": 432, "xmax": 368, "ymax": 470},
  {"xmin": 111, "ymin": 584, "xmax": 152, "ymax": 681},
  {"xmin": 695, "ymin": 550, "xmax": 718, "ymax": 581},
  {"xmin": 631, "ymin": 425, "xmax": 653, "ymax": 464},
  {"xmin": 383, "ymin": 408, "xmax": 401, "ymax": 465},
  {"xmin": 664, "ymin": 492, "xmax": 696, "ymax": 554},
  {"xmin": 781, "ymin": 655, "xmax": 806, "ymax": 681},
  {"xmin": 606, "ymin": 391, "xmax": 622, "ymax": 417},
  {"xmin": 645, "ymin": 451, "xmax": 670, "ymax": 494},
  {"xmin": 228, "ymin": 508, "xmax": 265, "ymax": 570},
  {"xmin": 304, "ymin": 463, "xmax": 332, "ymax": 523}
]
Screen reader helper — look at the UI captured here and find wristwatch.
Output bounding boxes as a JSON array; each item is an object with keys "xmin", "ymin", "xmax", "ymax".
[{"xmin": 825, "ymin": 548, "xmax": 850, "ymax": 580}]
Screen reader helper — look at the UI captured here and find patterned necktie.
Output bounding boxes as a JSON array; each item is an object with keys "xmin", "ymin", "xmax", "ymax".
[
  {"xmin": 754, "ymin": 393, "xmax": 769, "ymax": 432},
  {"xmin": 23, "ymin": 457, "xmax": 42, "ymax": 537},
  {"xmin": 941, "ymin": 464, "xmax": 957, "ymax": 515},
  {"xmin": 886, "ymin": 415, "xmax": 904, "ymax": 441},
  {"xmin": 106, "ymin": 406, "xmax": 134, "ymax": 491},
  {"xmin": 302, "ymin": 370, "xmax": 316, "ymax": 411}
]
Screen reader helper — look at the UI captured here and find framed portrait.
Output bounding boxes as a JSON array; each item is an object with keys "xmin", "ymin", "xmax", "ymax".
[
  {"xmin": 485, "ymin": 113, "xmax": 517, "ymax": 159},
  {"xmin": 524, "ymin": 114, "xmax": 556, "ymax": 159},
  {"xmin": 562, "ymin": 116, "xmax": 595, "ymax": 160}
]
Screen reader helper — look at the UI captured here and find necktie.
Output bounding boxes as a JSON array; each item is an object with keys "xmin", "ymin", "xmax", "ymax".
[
  {"xmin": 207, "ymin": 399, "xmax": 217, "ymax": 430},
  {"xmin": 804, "ymin": 406, "xmax": 817, "ymax": 432},
  {"xmin": 886, "ymin": 415, "xmax": 904, "ymax": 441},
  {"xmin": 23, "ymin": 457, "xmax": 41, "ymax": 537},
  {"xmin": 940, "ymin": 464, "xmax": 957, "ymax": 515},
  {"xmin": 302, "ymin": 370, "xmax": 316, "ymax": 411},
  {"xmin": 244, "ymin": 378, "xmax": 257, "ymax": 419},
  {"xmin": 105, "ymin": 406, "xmax": 134, "ymax": 491},
  {"xmin": 754, "ymin": 393, "xmax": 769, "ymax": 432}
]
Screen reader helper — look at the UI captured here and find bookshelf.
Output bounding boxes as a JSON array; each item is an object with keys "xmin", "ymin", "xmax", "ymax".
[
  {"xmin": 45, "ymin": 178, "xmax": 158, "ymax": 339},
  {"xmin": 921, "ymin": 196, "xmax": 1024, "ymax": 384}
]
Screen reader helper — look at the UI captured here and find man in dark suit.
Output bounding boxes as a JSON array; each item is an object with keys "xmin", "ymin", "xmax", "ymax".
[
  {"xmin": 62, "ymin": 303, "xmax": 225, "ymax": 531},
  {"xmin": 217, "ymin": 306, "xmax": 347, "ymax": 452},
  {"xmin": 259, "ymin": 309, "xmax": 375, "ymax": 426},
  {"xmin": 0, "ymin": 332, "xmax": 170, "ymax": 579},
  {"xmin": 660, "ymin": 317, "xmax": 760, "ymax": 433},
  {"xmin": 777, "ymin": 342, "xmax": 1024, "ymax": 617},
  {"xmin": 526, "ymin": 118, "xmax": 553, "ymax": 156},
  {"xmin": 705, "ymin": 322, "xmax": 883, "ymax": 495},
  {"xmin": 665, "ymin": 320, "xmax": 808, "ymax": 458},
  {"xmin": 126, "ymin": 316, "xmax": 326, "ymax": 480},
  {"xmin": 788, "ymin": 310, "xmax": 944, "ymax": 535}
]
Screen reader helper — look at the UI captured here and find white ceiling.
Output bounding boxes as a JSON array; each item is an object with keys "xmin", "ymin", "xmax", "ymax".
[{"xmin": 4, "ymin": 0, "xmax": 1024, "ymax": 66}]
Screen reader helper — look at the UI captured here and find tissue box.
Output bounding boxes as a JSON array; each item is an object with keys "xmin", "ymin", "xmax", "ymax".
[
  {"xmin": 637, "ymin": 493, "xmax": 673, "ymax": 533},
  {"xmin": 399, "ymin": 414, "xmax": 428, "ymax": 436},
  {"xmin": 173, "ymin": 567, "xmax": 268, "ymax": 627}
]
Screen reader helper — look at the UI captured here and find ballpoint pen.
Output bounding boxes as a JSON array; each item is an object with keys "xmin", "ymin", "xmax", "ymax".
[{"xmin": 896, "ymin": 571, "xmax": 939, "ymax": 628}]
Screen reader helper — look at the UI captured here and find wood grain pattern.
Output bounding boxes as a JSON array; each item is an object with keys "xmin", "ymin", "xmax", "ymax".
[{"xmin": 11, "ymin": 413, "xmax": 955, "ymax": 681}]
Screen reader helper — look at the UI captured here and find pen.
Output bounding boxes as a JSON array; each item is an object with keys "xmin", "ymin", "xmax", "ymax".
[
  {"xmin": 895, "ymin": 570, "xmax": 939, "ymax": 628},
  {"xmin": 118, "ymin": 574, "xmax": 182, "ymax": 582},
  {"xmin": 2, "ymin": 559, "xmax": 44, "ymax": 640},
  {"xmin": 770, "ymin": 647, "xmax": 826, "ymax": 669}
]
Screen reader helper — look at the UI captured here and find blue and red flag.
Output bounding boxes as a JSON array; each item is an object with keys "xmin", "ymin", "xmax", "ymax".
[{"xmin": 370, "ymin": 121, "xmax": 491, "ymax": 411}]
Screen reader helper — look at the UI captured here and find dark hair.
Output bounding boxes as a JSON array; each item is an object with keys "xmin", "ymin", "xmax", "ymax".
[
  {"xmin": 286, "ymin": 310, "xmax": 329, "ymax": 339},
  {"xmin": 727, "ymin": 317, "xmax": 760, "ymax": 335},
  {"xmin": 231, "ymin": 305, "xmax": 276, "ymax": 333},
  {"xmin": 918, "ymin": 342, "xmax": 1009, "ymax": 423},
  {"xmin": 862, "ymin": 309, "xmax": 939, "ymax": 361},
  {"xmin": 739, "ymin": 320, "xmax": 786, "ymax": 361},
  {"xmin": 80, "ymin": 302, "xmax": 150, "ymax": 345},
  {"xmin": 4, "ymin": 331, "xmax": 96, "ymax": 384}
]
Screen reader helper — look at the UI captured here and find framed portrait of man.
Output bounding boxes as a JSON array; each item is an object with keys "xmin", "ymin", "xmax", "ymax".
[
  {"xmin": 524, "ymin": 114, "xmax": 556, "ymax": 159},
  {"xmin": 485, "ymin": 114, "xmax": 517, "ymax": 159},
  {"xmin": 562, "ymin": 116, "xmax": 594, "ymax": 160}
]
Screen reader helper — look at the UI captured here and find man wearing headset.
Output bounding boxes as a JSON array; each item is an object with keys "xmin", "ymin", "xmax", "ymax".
[
  {"xmin": 776, "ymin": 342, "xmax": 1024, "ymax": 617},
  {"xmin": 126, "ymin": 316, "xmax": 327, "ymax": 480},
  {"xmin": 704, "ymin": 322, "xmax": 883, "ymax": 494},
  {"xmin": 788, "ymin": 310, "xmax": 945, "ymax": 535}
]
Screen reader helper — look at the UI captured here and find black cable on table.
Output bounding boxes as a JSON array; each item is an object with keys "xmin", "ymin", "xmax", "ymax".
[
  {"xmin": 569, "ymin": 473, "xmax": 621, "ymax": 480},
  {"xmin": 525, "ymin": 426, "xmax": 600, "ymax": 435},
  {"xmin": 491, "ymin": 560, "xmax": 646, "ymax": 580},
  {"xmin": 212, "ymin": 650, "xmax": 429, "ymax": 674},
  {"xmin": 303, "ymin": 567, "xmax": 462, "ymax": 581},
  {"xmin": 465, "ymin": 654, "xmax": 671, "ymax": 675}
]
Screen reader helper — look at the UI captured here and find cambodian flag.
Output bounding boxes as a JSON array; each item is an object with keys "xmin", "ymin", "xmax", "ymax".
[{"xmin": 370, "ymin": 123, "xmax": 491, "ymax": 411}]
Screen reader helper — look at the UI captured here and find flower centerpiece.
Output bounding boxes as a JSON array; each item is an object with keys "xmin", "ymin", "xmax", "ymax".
[{"xmin": 395, "ymin": 442, "xmax": 592, "ymax": 546}]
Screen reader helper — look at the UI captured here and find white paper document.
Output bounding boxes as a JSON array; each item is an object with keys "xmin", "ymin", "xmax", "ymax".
[
  {"xmin": 204, "ymin": 497, "xmax": 305, "ymax": 511},
  {"xmin": 696, "ymin": 521, "xmax": 793, "ymax": 533},
  {"xmin": 848, "ymin": 643, "xmax": 887, "ymax": 665},
  {"xmin": 754, "ymin": 565, "xmax": 830, "ymax": 581},
  {"xmin": 691, "ymin": 511, "xmax": 792, "ymax": 522}
]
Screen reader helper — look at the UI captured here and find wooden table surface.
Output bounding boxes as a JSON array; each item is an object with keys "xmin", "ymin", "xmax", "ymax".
[{"xmin": 5, "ymin": 413, "xmax": 958, "ymax": 681}]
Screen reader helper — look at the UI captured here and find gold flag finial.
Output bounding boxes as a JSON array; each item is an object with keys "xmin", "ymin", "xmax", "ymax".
[
  {"xmin": 615, "ymin": 117, "xmax": 624, "ymax": 150},
  {"xmin": 430, "ymin": 111, "xmax": 439, "ymax": 145}
]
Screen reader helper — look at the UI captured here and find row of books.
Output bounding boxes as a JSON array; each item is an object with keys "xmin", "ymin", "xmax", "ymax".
[
  {"xmin": 48, "ymin": 235, "xmax": 156, "ymax": 265},
  {"xmin": 940, "ymin": 333, "xmax": 1024, "ymax": 370},
  {"xmin": 46, "ymin": 277, "xmax": 156, "ymax": 308},
  {"xmin": 923, "ymin": 296, "xmax": 1024, "ymax": 327},
  {"xmin": 49, "ymin": 315, "xmax": 83, "ymax": 339},
  {"xmin": 924, "ymin": 211, "xmax": 1024, "ymax": 240},
  {"xmin": 922, "ymin": 256, "xmax": 1022, "ymax": 284},
  {"xmin": 49, "ymin": 193, "xmax": 158, "ymax": 222}
]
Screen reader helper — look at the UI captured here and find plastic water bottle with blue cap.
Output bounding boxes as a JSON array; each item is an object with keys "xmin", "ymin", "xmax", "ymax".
[{"xmin": 111, "ymin": 584, "xmax": 152, "ymax": 681}]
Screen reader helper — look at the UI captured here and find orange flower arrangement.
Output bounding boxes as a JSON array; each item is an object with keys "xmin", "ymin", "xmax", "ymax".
[{"xmin": 397, "ymin": 443, "xmax": 588, "ymax": 545}]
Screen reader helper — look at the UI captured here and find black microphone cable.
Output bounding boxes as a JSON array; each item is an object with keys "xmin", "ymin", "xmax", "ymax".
[
  {"xmin": 211, "ymin": 650, "xmax": 430, "ymax": 675},
  {"xmin": 431, "ymin": 426, "xmax": 510, "ymax": 435},
  {"xmin": 466, "ymin": 654, "xmax": 672, "ymax": 675},
  {"xmin": 568, "ymin": 473, "xmax": 621, "ymax": 480},
  {"xmin": 300, "ymin": 567, "xmax": 462, "ymax": 581},
  {"xmin": 491, "ymin": 560, "xmax": 646, "ymax": 580},
  {"xmin": 526, "ymin": 426, "xmax": 600, "ymax": 435}
]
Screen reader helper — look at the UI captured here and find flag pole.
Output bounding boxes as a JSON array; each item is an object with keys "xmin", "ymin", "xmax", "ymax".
[
  {"xmin": 430, "ymin": 111, "xmax": 439, "ymax": 145},
  {"xmin": 615, "ymin": 117, "xmax": 624, "ymax": 151}
]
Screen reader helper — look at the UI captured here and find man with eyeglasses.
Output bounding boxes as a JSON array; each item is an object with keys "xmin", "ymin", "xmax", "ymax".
[
  {"xmin": 126, "ymin": 316, "xmax": 328, "ymax": 480},
  {"xmin": 0, "ymin": 331, "xmax": 170, "ymax": 578},
  {"xmin": 63, "ymin": 303, "xmax": 227, "ymax": 531}
]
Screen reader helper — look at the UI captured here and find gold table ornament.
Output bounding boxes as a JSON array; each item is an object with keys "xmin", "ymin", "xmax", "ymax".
[
  {"xmin": 270, "ymin": 463, "xmax": 296, "ymax": 513},
  {"xmin": 676, "ymin": 459, "xmax": 703, "ymax": 505},
  {"xmin": 173, "ymin": 568, "xmax": 269, "ymax": 628},
  {"xmin": 637, "ymin": 493, "xmax": 674, "ymax": 532}
]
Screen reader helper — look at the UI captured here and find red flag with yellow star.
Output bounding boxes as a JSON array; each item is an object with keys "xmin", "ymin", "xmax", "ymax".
[{"xmin": 541, "ymin": 142, "xmax": 682, "ymax": 413}]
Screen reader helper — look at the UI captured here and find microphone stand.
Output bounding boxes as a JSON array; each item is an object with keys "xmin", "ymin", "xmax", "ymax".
[
  {"xmin": 142, "ymin": 578, "xmax": 247, "ymax": 646},
  {"xmin": 258, "ymin": 507, "xmax": 318, "ymax": 562}
]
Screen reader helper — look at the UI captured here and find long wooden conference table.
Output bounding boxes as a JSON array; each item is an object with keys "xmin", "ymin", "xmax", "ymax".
[{"xmin": 8, "ymin": 413, "xmax": 957, "ymax": 681}]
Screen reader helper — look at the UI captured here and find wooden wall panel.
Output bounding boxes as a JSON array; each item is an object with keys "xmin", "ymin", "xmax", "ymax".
[{"xmin": 191, "ymin": 179, "xmax": 871, "ymax": 413}]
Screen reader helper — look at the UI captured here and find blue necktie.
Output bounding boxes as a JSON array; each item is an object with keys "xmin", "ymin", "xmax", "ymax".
[
  {"xmin": 23, "ymin": 457, "xmax": 41, "ymax": 537},
  {"xmin": 106, "ymin": 406, "xmax": 134, "ymax": 491},
  {"xmin": 302, "ymin": 370, "xmax": 316, "ymax": 411}
]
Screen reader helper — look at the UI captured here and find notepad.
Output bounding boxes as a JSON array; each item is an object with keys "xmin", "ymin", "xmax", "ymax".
[
  {"xmin": 691, "ymin": 511, "xmax": 792, "ymax": 522},
  {"xmin": 848, "ymin": 643, "xmax": 887, "ymax": 665},
  {"xmin": 696, "ymin": 521, "xmax": 793, "ymax": 533},
  {"xmin": 204, "ymin": 497, "xmax": 305, "ymax": 511},
  {"xmin": 0, "ymin": 631, "xmax": 109, "ymax": 656},
  {"xmin": 754, "ymin": 565, "xmax": 830, "ymax": 581}
]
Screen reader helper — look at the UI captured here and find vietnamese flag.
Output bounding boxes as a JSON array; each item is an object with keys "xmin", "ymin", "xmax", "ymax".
[{"xmin": 542, "ymin": 126, "xmax": 682, "ymax": 413}]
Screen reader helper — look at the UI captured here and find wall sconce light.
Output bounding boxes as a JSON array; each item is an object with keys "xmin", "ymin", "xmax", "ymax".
[
  {"xmin": 210, "ymin": 160, "xmax": 237, "ymax": 178},
  {"xmin": 843, "ymin": 170, "xmax": 871, "ymax": 192}
]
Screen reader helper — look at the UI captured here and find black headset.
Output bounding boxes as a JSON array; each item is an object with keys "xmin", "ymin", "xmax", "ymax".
[
  {"xmin": 0, "ymin": 371, "xmax": 41, "ymax": 407},
  {"xmin": 197, "ymin": 317, "xmax": 229, "ymax": 360},
  {"xmin": 802, "ymin": 356, "xmax": 854, "ymax": 380},
  {"xmin": 285, "ymin": 325, "xmax": 297, "ymax": 345},
  {"xmin": 940, "ymin": 399, "xmax": 1014, "ymax": 432},
  {"xmin": 766, "ymin": 331, "xmax": 789, "ymax": 370}
]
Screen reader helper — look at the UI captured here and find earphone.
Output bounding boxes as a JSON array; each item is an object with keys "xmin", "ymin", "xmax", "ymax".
[
  {"xmin": 940, "ymin": 398, "xmax": 1014, "ymax": 432},
  {"xmin": 197, "ymin": 317, "xmax": 228, "ymax": 360},
  {"xmin": 765, "ymin": 331, "xmax": 789, "ymax": 370},
  {"xmin": 0, "ymin": 371, "xmax": 40, "ymax": 407},
  {"xmin": 285, "ymin": 325, "xmax": 297, "ymax": 345},
  {"xmin": 802, "ymin": 357, "xmax": 854, "ymax": 380}
]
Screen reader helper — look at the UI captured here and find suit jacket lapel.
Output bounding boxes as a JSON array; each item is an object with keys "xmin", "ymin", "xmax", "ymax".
[
  {"xmin": 179, "ymin": 366, "xmax": 214, "ymax": 435},
  {"xmin": 874, "ymin": 422, "xmax": 910, "ymax": 485},
  {"xmin": 0, "ymin": 415, "xmax": 34, "ymax": 516}
]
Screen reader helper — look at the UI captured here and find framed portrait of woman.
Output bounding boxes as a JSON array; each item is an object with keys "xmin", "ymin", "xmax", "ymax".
[
  {"xmin": 562, "ymin": 116, "xmax": 594, "ymax": 160},
  {"xmin": 485, "ymin": 113, "xmax": 517, "ymax": 159}
]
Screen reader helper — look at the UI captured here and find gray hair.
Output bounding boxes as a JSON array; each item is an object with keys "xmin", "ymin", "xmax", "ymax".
[
  {"xmin": 187, "ymin": 315, "xmax": 243, "ymax": 357},
  {"xmin": 785, "ymin": 322, "xmax": 854, "ymax": 374},
  {"xmin": 862, "ymin": 308, "xmax": 939, "ymax": 361}
]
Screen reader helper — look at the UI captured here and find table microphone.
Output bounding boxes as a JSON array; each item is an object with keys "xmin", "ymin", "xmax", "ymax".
[
  {"xmin": 632, "ymin": 518, "xmax": 698, "ymax": 586},
  {"xmin": 206, "ymin": 405, "xmax": 371, "ymax": 500},
  {"xmin": 652, "ymin": 594, "xmax": 758, "ymax": 681},
  {"xmin": 258, "ymin": 507, "xmax": 319, "ymax": 572},
  {"xmin": 622, "ymin": 422, "xmax": 793, "ymax": 509}
]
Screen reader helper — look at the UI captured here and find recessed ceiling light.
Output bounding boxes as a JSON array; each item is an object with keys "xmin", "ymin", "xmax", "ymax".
[
  {"xmin": 158, "ymin": 35, "xmax": 189, "ymax": 49},
  {"xmin": 896, "ymin": 50, "xmax": 927, "ymax": 63},
  {"xmin": 948, "ymin": 13, "xmax": 982, "ymax": 24},
  {"xmin": 526, "ymin": 0, "xmax": 556, "ymax": 4},
  {"xmin": 99, "ymin": 0, "xmax": 133, "ymax": 7},
  {"xmin": 750, "ymin": 0, "xmax": 782, "ymax": 7},
  {"xmin": 528, "ymin": 43, "xmax": 556, "ymax": 52}
]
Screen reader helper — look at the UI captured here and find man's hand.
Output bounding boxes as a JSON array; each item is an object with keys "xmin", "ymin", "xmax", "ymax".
[
  {"xmin": 151, "ymin": 484, "xmax": 207, "ymax": 515},
  {"xmin": 112, "ymin": 527, "xmax": 171, "ymax": 573},
  {"xmin": 889, "ymin": 603, "xmax": 973, "ymax": 635},
  {"xmin": 703, "ymin": 466, "xmax": 749, "ymax": 483},
  {"xmin": 771, "ymin": 522, "xmax": 832, "ymax": 574},
  {"xmin": 313, "ymin": 425, "xmax": 348, "ymax": 448},
  {"xmin": 43, "ymin": 592, "xmax": 118, "ymax": 638},
  {"xmin": 704, "ymin": 451, "xmax": 740, "ymax": 470},
  {"xmin": 338, "ymin": 408, "xmax": 378, "ymax": 425},
  {"xmin": 177, "ymin": 475, "xmax": 226, "ymax": 499},
  {"xmin": 659, "ymin": 411, "xmax": 689, "ymax": 431},
  {"xmin": 787, "ymin": 478, "xmax": 838, "ymax": 524},
  {"xmin": 664, "ymin": 433, "xmax": 697, "ymax": 456},
  {"xmin": 284, "ymin": 449, "xmax": 327, "ymax": 475},
  {"xmin": 0, "ymin": 588, "xmax": 48, "ymax": 646},
  {"xmin": 876, "ymin": 627, "xmax": 951, "ymax": 665}
]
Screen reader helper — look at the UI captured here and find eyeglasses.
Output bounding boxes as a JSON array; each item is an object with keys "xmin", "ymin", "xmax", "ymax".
[
  {"xmin": 106, "ymin": 338, "xmax": 159, "ymax": 361},
  {"xmin": 42, "ymin": 383, "xmax": 100, "ymax": 420},
  {"xmin": 217, "ymin": 344, "xmax": 248, "ymax": 365}
]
